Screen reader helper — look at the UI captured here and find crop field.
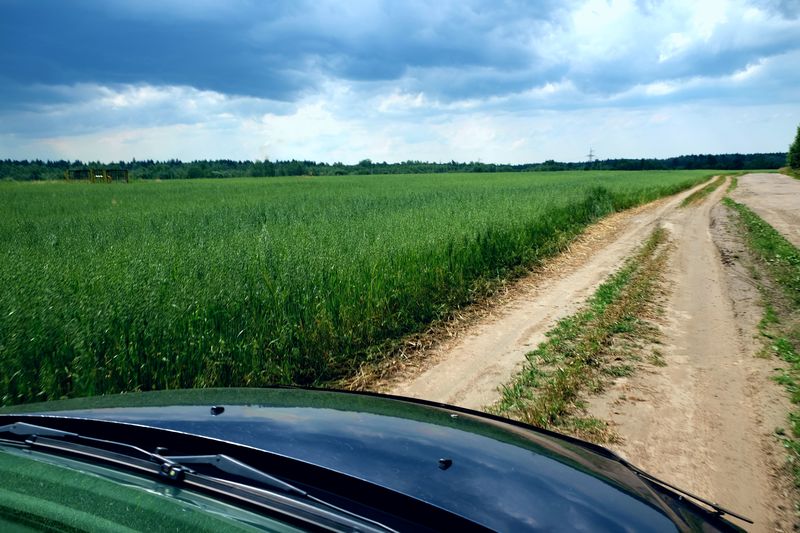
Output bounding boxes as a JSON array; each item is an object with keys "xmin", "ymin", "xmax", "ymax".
[{"xmin": 0, "ymin": 170, "xmax": 715, "ymax": 405}]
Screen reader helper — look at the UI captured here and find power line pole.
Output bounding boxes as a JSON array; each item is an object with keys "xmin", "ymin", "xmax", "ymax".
[{"xmin": 585, "ymin": 147, "xmax": 595, "ymax": 164}]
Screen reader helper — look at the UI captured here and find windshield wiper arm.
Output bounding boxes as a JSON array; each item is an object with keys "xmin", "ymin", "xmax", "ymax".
[
  {"xmin": 0, "ymin": 421, "xmax": 397, "ymax": 532},
  {"xmin": 0, "ymin": 421, "xmax": 77, "ymax": 438},
  {"xmin": 623, "ymin": 460, "xmax": 753, "ymax": 524},
  {"xmin": 0, "ymin": 422, "xmax": 191, "ymax": 483},
  {"xmin": 0, "ymin": 422, "xmax": 300, "ymax": 494},
  {"xmin": 0, "ymin": 422, "xmax": 304, "ymax": 497},
  {"xmin": 164, "ymin": 454, "xmax": 307, "ymax": 497}
]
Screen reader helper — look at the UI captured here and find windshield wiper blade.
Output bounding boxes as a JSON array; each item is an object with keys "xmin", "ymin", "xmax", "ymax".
[
  {"xmin": 164, "ymin": 454, "xmax": 307, "ymax": 497},
  {"xmin": 0, "ymin": 422, "xmax": 189, "ymax": 483},
  {"xmin": 0, "ymin": 422, "xmax": 303, "ymax": 496},
  {"xmin": 0, "ymin": 421, "xmax": 77, "ymax": 438},
  {"xmin": 0, "ymin": 421, "xmax": 397, "ymax": 532},
  {"xmin": 623, "ymin": 460, "xmax": 753, "ymax": 524}
]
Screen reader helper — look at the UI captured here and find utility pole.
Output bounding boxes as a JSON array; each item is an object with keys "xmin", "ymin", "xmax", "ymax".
[{"xmin": 585, "ymin": 147, "xmax": 596, "ymax": 164}]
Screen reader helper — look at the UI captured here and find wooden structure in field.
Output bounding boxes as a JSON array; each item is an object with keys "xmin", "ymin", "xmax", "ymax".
[{"xmin": 64, "ymin": 168, "xmax": 129, "ymax": 183}]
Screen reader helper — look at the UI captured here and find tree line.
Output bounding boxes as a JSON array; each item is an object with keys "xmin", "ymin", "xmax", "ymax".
[
  {"xmin": 788, "ymin": 125, "xmax": 800, "ymax": 172},
  {"xmin": 0, "ymin": 152, "xmax": 788, "ymax": 181}
]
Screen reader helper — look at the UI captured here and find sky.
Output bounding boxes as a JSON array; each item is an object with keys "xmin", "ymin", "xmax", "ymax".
[{"xmin": 1, "ymin": 0, "xmax": 798, "ymax": 164}]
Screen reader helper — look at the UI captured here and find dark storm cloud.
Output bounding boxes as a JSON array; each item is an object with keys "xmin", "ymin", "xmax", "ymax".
[
  {"xmin": 0, "ymin": 0, "xmax": 568, "ymax": 106},
  {"xmin": 2, "ymin": 0, "xmax": 799, "ymax": 109},
  {"xmin": 752, "ymin": 0, "xmax": 800, "ymax": 18},
  {"xmin": 0, "ymin": 0, "xmax": 305, "ymax": 102}
]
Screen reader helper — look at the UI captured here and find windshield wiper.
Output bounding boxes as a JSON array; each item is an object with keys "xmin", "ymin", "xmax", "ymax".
[
  {"xmin": 164, "ymin": 453, "xmax": 308, "ymax": 497},
  {"xmin": 621, "ymin": 459, "xmax": 753, "ymax": 525},
  {"xmin": 0, "ymin": 421, "xmax": 77, "ymax": 438},
  {"xmin": 0, "ymin": 422, "xmax": 396, "ymax": 533}
]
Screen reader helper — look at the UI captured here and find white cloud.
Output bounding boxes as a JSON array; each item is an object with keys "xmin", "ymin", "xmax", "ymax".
[
  {"xmin": 730, "ymin": 61, "xmax": 763, "ymax": 81},
  {"xmin": 4, "ymin": 96, "xmax": 798, "ymax": 164},
  {"xmin": 0, "ymin": 83, "xmax": 287, "ymax": 138},
  {"xmin": 659, "ymin": 33, "xmax": 693, "ymax": 62},
  {"xmin": 377, "ymin": 91, "xmax": 427, "ymax": 113},
  {"xmin": 643, "ymin": 81, "xmax": 679, "ymax": 96}
]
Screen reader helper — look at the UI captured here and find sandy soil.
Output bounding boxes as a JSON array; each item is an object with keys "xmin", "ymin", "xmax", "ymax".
[
  {"xmin": 588, "ymin": 179, "xmax": 794, "ymax": 531},
  {"xmin": 731, "ymin": 172, "xmax": 800, "ymax": 247},
  {"xmin": 386, "ymin": 180, "xmax": 711, "ymax": 409}
]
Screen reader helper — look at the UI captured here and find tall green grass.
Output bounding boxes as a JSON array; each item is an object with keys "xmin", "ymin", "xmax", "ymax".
[{"xmin": 0, "ymin": 171, "xmax": 713, "ymax": 404}]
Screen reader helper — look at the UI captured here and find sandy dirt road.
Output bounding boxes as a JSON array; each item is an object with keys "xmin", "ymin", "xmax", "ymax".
[
  {"xmin": 588, "ymin": 178, "xmax": 793, "ymax": 531},
  {"xmin": 730, "ymin": 172, "xmax": 800, "ymax": 247},
  {"xmin": 382, "ymin": 173, "xmax": 797, "ymax": 529},
  {"xmin": 386, "ymin": 180, "xmax": 712, "ymax": 409}
]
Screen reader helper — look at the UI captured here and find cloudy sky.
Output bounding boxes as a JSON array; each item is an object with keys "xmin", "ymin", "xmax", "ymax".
[{"xmin": 1, "ymin": 0, "xmax": 798, "ymax": 163}]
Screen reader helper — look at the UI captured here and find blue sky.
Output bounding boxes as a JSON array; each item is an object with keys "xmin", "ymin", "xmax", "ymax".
[{"xmin": 1, "ymin": 0, "xmax": 798, "ymax": 163}]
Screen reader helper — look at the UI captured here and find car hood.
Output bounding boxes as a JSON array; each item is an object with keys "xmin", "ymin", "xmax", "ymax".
[{"xmin": 1, "ymin": 388, "xmax": 713, "ymax": 531}]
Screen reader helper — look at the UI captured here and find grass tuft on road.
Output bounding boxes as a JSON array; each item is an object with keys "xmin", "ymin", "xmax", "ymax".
[
  {"xmin": 680, "ymin": 176, "xmax": 727, "ymax": 207},
  {"xmin": 489, "ymin": 227, "xmax": 670, "ymax": 442},
  {"xmin": 724, "ymin": 197, "xmax": 800, "ymax": 487}
]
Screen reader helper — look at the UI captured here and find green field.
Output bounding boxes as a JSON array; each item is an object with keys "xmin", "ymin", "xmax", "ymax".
[{"xmin": 0, "ymin": 171, "xmax": 716, "ymax": 405}]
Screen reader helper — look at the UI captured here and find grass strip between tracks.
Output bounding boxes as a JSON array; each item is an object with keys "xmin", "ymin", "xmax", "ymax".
[
  {"xmin": 680, "ymin": 175, "xmax": 727, "ymax": 207},
  {"xmin": 490, "ymin": 227, "xmax": 670, "ymax": 441},
  {"xmin": 724, "ymin": 198, "xmax": 800, "ymax": 487}
]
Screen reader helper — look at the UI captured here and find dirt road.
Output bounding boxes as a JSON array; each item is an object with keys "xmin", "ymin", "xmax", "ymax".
[
  {"xmin": 381, "ymin": 173, "xmax": 797, "ymax": 529},
  {"xmin": 730, "ymin": 172, "xmax": 800, "ymax": 247},
  {"xmin": 386, "ymin": 181, "xmax": 710, "ymax": 408},
  {"xmin": 588, "ymin": 178, "xmax": 792, "ymax": 531}
]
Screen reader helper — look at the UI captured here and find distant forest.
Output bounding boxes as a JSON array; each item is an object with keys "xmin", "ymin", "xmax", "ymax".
[{"xmin": 0, "ymin": 152, "xmax": 787, "ymax": 181}]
